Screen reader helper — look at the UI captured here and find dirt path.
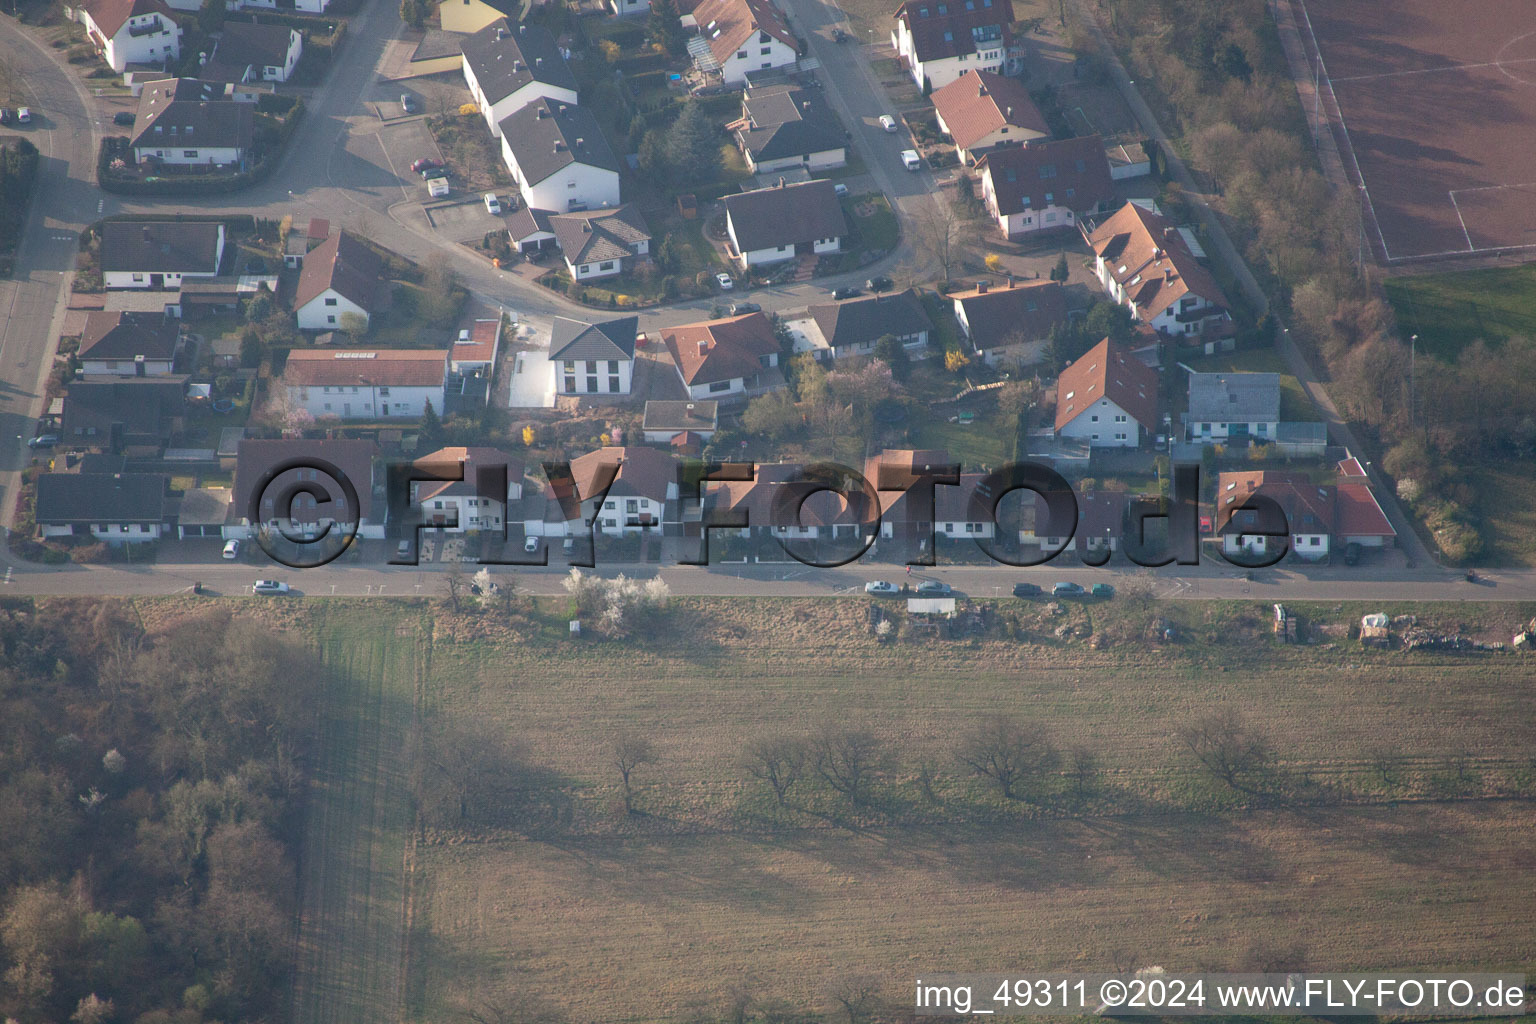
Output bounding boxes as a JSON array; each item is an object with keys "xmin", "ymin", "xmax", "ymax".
[{"xmin": 290, "ymin": 611, "xmax": 423, "ymax": 1024}]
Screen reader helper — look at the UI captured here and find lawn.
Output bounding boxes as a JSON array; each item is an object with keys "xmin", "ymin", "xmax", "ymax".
[
  {"xmin": 1385, "ymin": 265, "xmax": 1536, "ymax": 360},
  {"xmin": 399, "ymin": 597, "xmax": 1536, "ymax": 1023}
]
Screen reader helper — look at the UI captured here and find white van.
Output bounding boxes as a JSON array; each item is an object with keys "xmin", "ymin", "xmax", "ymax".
[
  {"xmin": 427, "ymin": 176, "xmax": 450, "ymax": 199},
  {"xmin": 900, "ymin": 149, "xmax": 921, "ymax": 171}
]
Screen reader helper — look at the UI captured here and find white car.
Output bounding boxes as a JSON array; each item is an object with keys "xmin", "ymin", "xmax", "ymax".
[
  {"xmin": 251, "ymin": 580, "xmax": 290, "ymax": 596},
  {"xmin": 864, "ymin": 580, "xmax": 899, "ymax": 595},
  {"xmin": 901, "ymin": 149, "xmax": 921, "ymax": 171},
  {"xmin": 222, "ymin": 539, "xmax": 240, "ymax": 560},
  {"xmin": 878, "ymin": 114, "xmax": 898, "ymax": 133},
  {"xmin": 715, "ymin": 272, "xmax": 734, "ymax": 290},
  {"xmin": 483, "ymin": 192, "xmax": 502, "ymax": 215},
  {"xmin": 524, "ymin": 535, "xmax": 541, "ymax": 553},
  {"xmin": 16, "ymin": 107, "xmax": 31, "ymax": 125},
  {"xmin": 833, "ymin": 183, "xmax": 849, "ymax": 198}
]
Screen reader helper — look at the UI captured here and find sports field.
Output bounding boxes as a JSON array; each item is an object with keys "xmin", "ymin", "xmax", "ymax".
[{"xmin": 1295, "ymin": 0, "xmax": 1536, "ymax": 262}]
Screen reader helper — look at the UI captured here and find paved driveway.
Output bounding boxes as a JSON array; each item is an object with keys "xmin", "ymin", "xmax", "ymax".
[
  {"xmin": 506, "ymin": 322, "xmax": 555, "ymax": 408},
  {"xmin": 424, "ymin": 198, "xmax": 504, "ymax": 242}
]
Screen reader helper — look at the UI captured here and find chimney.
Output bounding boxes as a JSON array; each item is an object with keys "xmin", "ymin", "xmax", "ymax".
[
  {"xmin": 536, "ymin": 106, "xmax": 548, "ymax": 118},
  {"xmin": 1005, "ymin": 104, "xmax": 1012, "ymax": 118},
  {"xmin": 519, "ymin": 22, "xmax": 526, "ymax": 32},
  {"xmin": 777, "ymin": 176, "xmax": 785, "ymax": 187},
  {"xmin": 1164, "ymin": 267, "xmax": 1173, "ymax": 282},
  {"xmin": 1163, "ymin": 226, "xmax": 1175, "ymax": 240},
  {"xmin": 1007, "ymin": 275, "xmax": 1015, "ymax": 289},
  {"xmin": 142, "ymin": 226, "xmax": 150, "ymax": 241},
  {"xmin": 496, "ymin": 25, "xmax": 506, "ymax": 38},
  {"xmin": 698, "ymin": 340, "xmax": 709, "ymax": 355},
  {"xmin": 582, "ymin": 220, "xmax": 591, "ymax": 231},
  {"xmin": 976, "ymin": 280, "xmax": 989, "ymax": 294},
  {"xmin": 553, "ymin": 140, "xmax": 564, "ymax": 151}
]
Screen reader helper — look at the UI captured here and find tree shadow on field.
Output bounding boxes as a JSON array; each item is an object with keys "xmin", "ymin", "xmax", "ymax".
[{"xmin": 1280, "ymin": 803, "xmax": 1500, "ymax": 873}]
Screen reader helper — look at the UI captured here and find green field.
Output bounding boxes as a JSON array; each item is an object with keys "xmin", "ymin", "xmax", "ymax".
[{"xmin": 1384, "ymin": 265, "xmax": 1536, "ymax": 359}]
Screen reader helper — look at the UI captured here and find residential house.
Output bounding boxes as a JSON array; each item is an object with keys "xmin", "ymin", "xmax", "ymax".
[
  {"xmin": 723, "ymin": 178, "xmax": 846, "ymax": 268},
  {"xmin": 1018, "ymin": 488, "xmax": 1128, "ymax": 556},
  {"xmin": 732, "ymin": 84, "xmax": 846, "ymax": 173},
  {"xmin": 977, "ymin": 135, "xmax": 1115, "ymax": 239},
  {"xmin": 229, "ymin": 439, "xmax": 381, "ymax": 540},
  {"xmin": 794, "ymin": 289, "xmax": 933, "ymax": 361},
  {"xmin": 1215, "ymin": 471, "xmax": 1334, "ymax": 561},
  {"xmin": 206, "ymin": 22, "xmax": 302, "ymax": 83},
  {"xmin": 410, "ymin": 445, "xmax": 525, "ymax": 534},
  {"xmin": 131, "ymin": 78, "xmax": 255, "ymax": 168},
  {"xmin": 930, "ymin": 70, "xmax": 1046, "ymax": 164},
  {"xmin": 506, "ymin": 206, "xmax": 557, "ymax": 253},
  {"xmin": 461, "ymin": 19, "xmax": 578, "ymax": 139},
  {"xmin": 689, "ymin": 0, "xmax": 799, "ymax": 85},
  {"xmin": 1334, "ymin": 458, "xmax": 1397, "ymax": 550},
  {"xmin": 34, "ymin": 472, "xmax": 168, "ymax": 544},
  {"xmin": 642, "ymin": 400, "xmax": 719, "ymax": 444},
  {"xmin": 526, "ymin": 445, "xmax": 678, "ymax": 538},
  {"xmin": 499, "ymin": 99, "xmax": 621, "ymax": 213},
  {"xmin": 439, "ymin": 0, "xmax": 518, "ymax": 33},
  {"xmin": 661, "ymin": 312, "xmax": 785, "ymax": 401},
  {"xmin": 61, "ymin": 377, "xmax": 188, "ymax": 453},
  {"xmin": 451, "ymin": 317, "xmax": 502, "ymax": 374},
  {"xmin": 293, "ymin": 230, "xmax": 383, "ymax": 331},
  {"xmin": 1184, "ymin": 371, "xmax": 1280, "ymax": 445},
  {"xmin": 77, "ymin": 311, "xmax": 181, "ymax": 376},
  {"xmin": 78, "ymin": 0, "xmax": 180, "ymax": 72},
  {"xmin": 100, "ymin": 219, "xmax": 225, "ymax": 289},
  {"xmin": 550, "ymin": 316, "xmax": 637, "ymax": 396},
  {"xmin": 891, "ymin": 0, "xmax": 1012, "ymax": 92},
  {"xmin": 1054, "ymin": 337, "xmax": 1158, "ymax": 448},
  {"xmin": 951, "ymin": 278, "xmax": 1065, "ymax": 366},
  {"xmin": 1085, "ymin": 200, "xmax": 1232, "ymax": 341},
  {"xmin": 549, "ymin": 205, "xmax": 651, "ymax": 281},
  {"xmin": 281, "ymin": 349, "xmax": 449, "ymax": 420}
]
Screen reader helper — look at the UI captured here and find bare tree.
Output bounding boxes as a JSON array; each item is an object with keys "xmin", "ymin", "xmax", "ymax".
[
  {"xmin": 826, "ymin": 973, "xmax": 881, "ymax": 1024},
  {"xmin": 1178, "ymin": 709, "xmax": 1272, "ymax": 792},
  {"xmin": 744, "ymin": 735, "xmax": 807, "ymax": 806},
  {"xmin": 442, "ymin": 561, "xmax": 465, "ymax": 613},
  {"xmin": 957, "ymin": 717, "xmax": 1058, "ymax": 800},
  {"xmin": 610, "ymin": 730, "xmax": 657, "ymax": 814},
  {"xmin": 1067, "ymin": 744, "xmax": 1098, "ymax": 804},
  {"xmin": 814, "ymin": 727, "xmax": 886, "ymax": 806},
  {"xmin": 1365, "ymin": 742, "xmax": 1402, "ymax": 787},
  {"xmin": 915, "ymin": 200, "xmax": 966, "ymax": 284}
]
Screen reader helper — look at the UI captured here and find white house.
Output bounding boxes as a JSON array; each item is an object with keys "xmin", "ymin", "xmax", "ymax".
[
  {"xmin": 499, "ymin": 99, "xmax": 621, "ymax": 214},
  {"xmin": 229, "ymin": 439, "xmax": 382, "ymax": 541},
  {"xmin": 130, "ymin": 78, "xmax": 254, "ymax": 168},
  {"xmin": 1216, "ymin": 471, "xmax": 1332, "ymax": 562},
  {"xmin": 526, "ymin": 446, "xmax": 677, "ymax": 538},
  {"xmin": 723, "ymin": 178, "xmax": 846, "ymax": 269},
  {"xmin": 292, "ymin": 231, "xmax": 382, "ymax": 331},
  {"xmin": 929, "ymin": 70, "xmax": 1046, "ymax": 163},
  {"xmin": 550, "ymin": 316, "xmax": 637, "ymax": 396},
  {"xmin": 78, "ymin": 312, "xmax": 180, "ymax": 376},
  {"xmin": 1184, "ymin": 372, "xmax": 1281, "ymax": 445},
  {"xmin": 891, "ymin": 0, "xmax": 1012, "ymax": 92},
  {"xmin": 34, "ymin": 473, "xmax": 167, "ymax": 544},
  {"xmin": 79, "ymin": 0, "xmax": 180, "ymax": 72},
  {"xmin": 1085, "ymin": 201, "xmax": 1232, "ymax": 339},
  {"xmin": 661, "ymin": 312, "xmax": 784, "ymax": 401},
  {"xmin": 1053, "ymin": 337, "xmax": 1159, "ymax": 448},
  {"xmin": 461, "ymin": 19, "xmax": 578, "ymax": 139},
  {"xmin": 411, "ymin": 446, "xmax": 525, "ymax": 535},
  {"xmin": 793, "ymin": 289, "xmax": 932, "ymax": 362},
  {"xmin": 281, "ymin": 350, "xmax": 448, "ymax": 420},
  {"xmin": 977, "ymin": 135, "xmax": 1116, "ymax": 239},
  {"xmin": 733, "ymin": 84, "xmax": 846, "ymax": 174},
  {"xmin": 689, "ymin": 0, "xmax": 799, "ymax": 85},
  {"xmin": 451, "ymin": 318, "xmax": 502, "ymax": 374},
  {"xmin": 207, "ymin": 22, "xmax": 302, "ymax": 83},
  {"xmin": 549, "ymin": 205, "xmax": 651, "ymax": 281},
  {"xmin": 100, "ymin": 220, "xmax": 225, "ymax": 290}
]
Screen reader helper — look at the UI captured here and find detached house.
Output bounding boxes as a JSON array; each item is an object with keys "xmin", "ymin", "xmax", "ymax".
[
  {"xmin": 951, "ymin": 278, "xmax": 1066, "ymax": 366},
  {"xmin": 62, "ymin": 377, "xmax": 188, "ymax": 453},
  {"xmin": 293, "ymin": 231, "xmax": 383, "ymax": 331},
  {"xmin": 643, "ymin": 400, "xmax": 719, "ymax": 444},
  {"xmin": 131, "ymin": 78, "xmax": 254, "ymax": 168},
  {"xmin": 723, "ymin": 178, "xmax": 846, "ymax": 269},
  {"xmin": 1054, "ymin": 337, "xmax": 1158, "ymax": 448},
  {"xmin": 732, "ymin": 83, "xmax": 846, "ymax": 173},
  {"xmin": 35, "ymin": 473, "xmax": 169, "ymax": 545},
  {"xmin": 977, "ymin": 135, "xmax": 1115, "ymax": 239},
  {"xmin": 1184, "ymin": 372, "xmax": 1280, "ymax": 445},
  {"xmin": 100, "ymin": 220, "xmax": 225, "ymax": 289},
  {"xmin": 461, "ymin": 19, "xmax": 578, "ymax": 139},
  {"xmin": 662, "ymin": 312, "xmax": 785, "ymax": 401},
  {"xmin": 281, "ymin": 350, "xmax": 448, "ymax": 420},
  {"xmin": 793, "ymin": 289, "xmax": 933, "ymax": 361},
  {"xmin": 526, "ymin": 445, "xmax": 678, "ymax": 538},
  {"xmin": 411, "ymin": 445, "xmax": 525, "ymax": 535},
  {"xmin": 1215, "ymin": 471, "xmax": 1335, "ymax": 562},
  {"xmin": 549, "ymin": 205, "xmax": 651, "ymax": 281},
  {"xmin": 550, "ymin": 316, "xmax": 637, "ymax": 396},
  {"xmin": 78, "ymin": 311, "xmax": 181, "ymax": 376},
  {"xmin": 79, "ymin": 0, "xmax": 180, "ymax": 72},
  {"xmin": 1085, "ymin": 201, "xmax": 1232, "ymax": 341},
  {"xmin": 891, "ymin": 0, "xmax": 1012, "ymax": 92},
  {"xmin": 930, "ymin": 70, "xmax": 1046, "ymax": 164},
  {"xmin": 689, "ymin": 0, "xmax": 800, "ymax": 85},
  {"xmin": 499, "ymin": 98, "xmax": 621, "ymax": 213},
  {"xmin": 206, "ymin": 22, "xmax": 302, "ymax": 83}
]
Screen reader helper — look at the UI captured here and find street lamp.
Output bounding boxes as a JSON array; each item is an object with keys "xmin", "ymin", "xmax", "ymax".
[{"xmin": 1409, "ymin": 333, "xmax": 1417, "ymax": 425}]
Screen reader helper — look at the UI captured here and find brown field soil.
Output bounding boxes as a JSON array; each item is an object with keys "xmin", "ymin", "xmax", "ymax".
[{"xmin": 405, "ymin": 597, "xmax": 1536, "ymax": 1022}]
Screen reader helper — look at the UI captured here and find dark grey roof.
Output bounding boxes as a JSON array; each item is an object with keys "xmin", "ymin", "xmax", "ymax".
[
  {"xmin": 462, "ymin": 18, "xmax": 575, "ymax": 104},
  {"xmin": 78, "ymin": 310, "xmax": 180, "ymax": 362},
  {"xmin": 724, "ymin": 178, "xmax": 847, "ymax": 252},
  {"xmin": 738, "ymin": 85, "xmax": 845, "ymax": 162},
  {"xmin": 35, "ymin": 472, "xmax": 167, "ymax": 524},
  {"xmin": 214, "ymin": 22, "xmax": 298, "ymax": 71},
  {"xmin": 100, "ymin": 219, "xmax": 222, "ymax": 273},
  {"xmin": 550, "ymin": 205, "xmax": 650, "ymax": 265},
  {"xmin": 62, "ymin": 377, "xmax": 188, "ymax": 448},
  {"xmin": 643, "ymin": 400, "xmax": 719, "ymax": 432},
  {"xmin": 411, "ymin": 28, "xmax": 462, "ymax": 62},
  {"xmin": 498, "ymin": 98, "xmax": 618, "ymax": 184},
  {"xmin": 808, "ymin": 289, "xmax": 933, "ymax": 350},
  {"xmin": 1186, "ymin": 372, "xmax": 1281, "ymax": 423},
  {"xmin": 132, "ymin": 78, "xmax": 255, "ymax": 152},
  {"xmin": 506, "ymin": 205, "xmax": 555, "ymax": 242},
  {"xmin": 549, "ymin": 316, "xmax": 637, "ymax": 361}
]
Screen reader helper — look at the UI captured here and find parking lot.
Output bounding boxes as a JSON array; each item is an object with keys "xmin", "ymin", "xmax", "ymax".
[
  {"xmin": 377, "ymin": 117, "xmax": 442, "ymax": 190},
  {"xmin": 424, "ymin": 195, "xmax": 507, "ymax": 241}
]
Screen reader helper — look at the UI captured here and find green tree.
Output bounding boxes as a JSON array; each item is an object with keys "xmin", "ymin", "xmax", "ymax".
[
  {"xmin": 239, "ymin": 328, "xmax": 265, "ymax": 369},
  {"xmin": 637, "ymin": 128, "xmax": 673, "ymax": 185},
  {"xmin": 199, "ymin": 0, "xmax": 225, "ymax": 33},
  {"xmin": 669, "ymin": 100, "xmax": 722, "ymax": 186},
  {"xmin": 647, "ymin": 0, "xmax": 686, "ymax": 54},
  {"xmin": 872, "ymin": 334, "xmax": 910, "ymax": 381},
  {"xmin": 1050, "ymin": 252, "xmax": 1070, "ymax": 281},
  {"xmin": 419, "ymin": 398, "xmax": 444, "ymax": 447}
]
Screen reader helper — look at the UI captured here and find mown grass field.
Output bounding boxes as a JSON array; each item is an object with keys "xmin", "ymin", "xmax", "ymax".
[
  {"xmin": 1385, "ymin": 265, "xmax": 1536, "ymax": 359},
  {"xmin": 400, "ymin": 597, "xmax": 1536, "ymax": 1023}
]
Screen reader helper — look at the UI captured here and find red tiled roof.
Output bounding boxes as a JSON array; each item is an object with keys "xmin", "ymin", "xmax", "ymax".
[
  {"xmin": 83, "ymin": 0, "xmax": 175, "ymax": 39},
  {"xmin": 930, "ymin": 70, "xmax": 1046, "ymax": 152},
  {"xmin": 693, "ymin": 0, "xmax": 797, "ymax": 65},
  {"xmin": 662, "ymin": 312, "xmax": 780, "ymax": 386},
  {"xmin": 978, "ymin": 135, "xmax": 1115, "ymax": 218},
  {"xmin": 1086, "ymin": 201, "xmax": 1229, "ymax": 322},
  {"xmin": 1334, "ymin": 481, "xmax": 1394, "ymax": 538},
  {"xmin": 282, "ymin": 349, "xmax": 447, "ymax": 388},
  {"xmin": 895, "ymin": 0, "xmax": 1014, "ymax": 63},
  {"xmin": 1054, "ymin": 337, "xmax": 1158, "ymax": 432}
]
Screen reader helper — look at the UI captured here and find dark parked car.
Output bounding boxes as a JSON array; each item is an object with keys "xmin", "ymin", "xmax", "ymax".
[
  {"xmin": 1090, "ymin": 582, "xmax": 1115, "ymax": 598},
  {"xmin": 916, "ymin": 580, "xmax": 952, "ymax": 596},
  {"xmin": 1343, "ymin": 541, "xmax": 1362, "ymax": 566},
  {"xmin": 411, "ymin": 157, "xmax": 444, "ymax": 174},
  {"xmin": 26, "ymin": 434, "xmax": 59, "ymax": 449},
  {"xmin": 421, "ymin": 165, "xmax": 448, "ymax": 180},
  {"xmin": 829, "ymin": 286, "xmax": 862, "ymax": 300},
  {"xmin": 1052, "ymin": 581, "xmax": 1085, "ymax": 598},
  {"xmin": 112, "ymin": 111, "xmax": 135, "ymax": 126},
  {"xmin": 865, "ymin": 275, "xmax": 893, "ymax": 292},
  {"xmin": 1012, "ymin": 582, "xmax": 1041, "ymax": 598},
  {"xmin": 400, "ymin": 94, "xmax": 418, "ymax": 113},
  {"xmin": 0, "ymin": 108, "xmax": 10, "ymax": 125},
  {"xmin": 728, "ymin": 302, "xmax": 761, "ymax": 315}
]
